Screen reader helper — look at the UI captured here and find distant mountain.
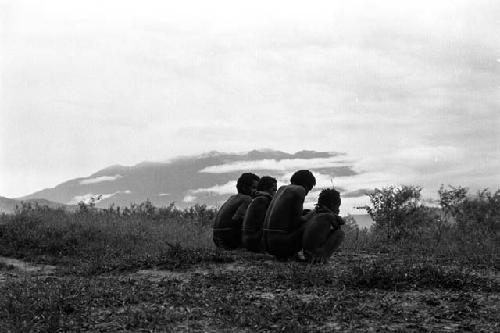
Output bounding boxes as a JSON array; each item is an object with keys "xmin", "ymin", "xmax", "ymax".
[
  {"xmin": 19, "ymin": 149, "xmax": 363, "ymax": 210},
  {"xmin": 0, "ymin": 196, "xmax": 76, "ymax": 214}
]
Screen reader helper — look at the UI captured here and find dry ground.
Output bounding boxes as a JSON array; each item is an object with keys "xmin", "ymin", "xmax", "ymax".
[{"xmin": 1, "ymin": 251, "xmax": 499, "ymax": 332}]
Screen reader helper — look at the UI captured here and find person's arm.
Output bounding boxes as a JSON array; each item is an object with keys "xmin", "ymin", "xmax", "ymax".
[
  {"xmin": 251, "ymin": 197, "xmax": 269, "ymax": 229},
  {"xmin": 232, "ymin": 197, "xmax": 252, "ymax": 226},
  {"xmin": 291, "ymin": 189, "xmax": 307, "ymax": 229},
  {"xmin": 303, "ymin": 216, "xmax": 330, "ymax": 251},
  {"xmin": 301, "ymin": 209, "xmax": 316, "ymax": 223},
  {"xmin": 242, "ymin": 197, "xmax": 267, "ymax": 232},
  {"xmin": 316, "ymin": 205, "xmax": 344, "ymax": 229},
  {"xmin": 330, "ymin": 215, "xmax": 345, "ymax": 229}
]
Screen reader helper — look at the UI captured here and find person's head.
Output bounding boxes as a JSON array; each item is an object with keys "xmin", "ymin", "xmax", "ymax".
[
  {"xmin": 236, "ymin": 173, "xmax": 260, "ymax": 196},
  {"xmin": 257, "ymin": 176, "xmax": 278, "ymax": 196},
  {"xmin": 290, "ymin": 170, "xmax": 316, "ymax": 194},
  {"xmin": 316, "ymin": 188, "xmax": 341, "ymax": 214}
]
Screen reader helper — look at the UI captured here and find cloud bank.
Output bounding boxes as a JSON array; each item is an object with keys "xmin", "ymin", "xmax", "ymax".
[
  {"xmin": 68, "ymin": 190, "xmax": 131, "ymax": 205},
  {"xmin": 1, "ymin": 0, "xmax": 498, "ymax": 199},
  {"xmin": 200, "ymin": 157, "xmax": 350, "ymax": 173},
  {"xmin": 79, "ymin": 174, "xmax": 122, "ymax": 185}
]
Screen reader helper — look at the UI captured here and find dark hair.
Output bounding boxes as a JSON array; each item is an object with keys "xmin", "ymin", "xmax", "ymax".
[
  {"xmin": 257, "ymin": 176, "xmax": 277, "ymax": 191},
  {"xmin": 316, "ymin": 188, "xmax": 341, "ymax": 209},
  {"xmin": 290, "ymin": 170, "xmax": 316, "ymax": 191},
  {"xmin": 236, "ymin": 173, "xmax": 260, "ymax": 193}
]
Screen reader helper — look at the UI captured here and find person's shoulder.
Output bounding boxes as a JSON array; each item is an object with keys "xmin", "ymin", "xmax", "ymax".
[
  {"xmin": 222, "ymin": 194, "xmax": 248, "ymax": 205},
  {"xmin": 275, "ymin": 185, "xmax": 287, "ymax": 193},
  {"xmin": 317, "ymin": 212, "xmax": 336, "ymax": 219},
  {"xmin": 254, "ymin": 191, "xmax": 272, "ymax": 199},
  {"xmin": 220, "ymin": 195, "xmax": 235, "ymax": 206},
  {"xmin": 311, "ymin": 212, "xmax": 336, "ymax": 224},
  {"xmin": 286, "ymin": 184, "xmax": 306, "ymax": 196},
  {"xmin": 235, "ymin": 193, "xmax": 252, "ymax": 203},
  {"xmin": 252, "ymin": 195, "xmax": 271, "ymax": 205},
  {"xmin": 224, "ymin": 194, "xmax": 239, "ymax": 202}
]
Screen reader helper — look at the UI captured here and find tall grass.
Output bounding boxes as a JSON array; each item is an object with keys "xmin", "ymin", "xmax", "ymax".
[
  {"xmin": 0, "ymin": 195, "xmax": 498, "ymax": 332},
  {"xmin": 341, "ymin": 186, "xmax": 500, "ymax": 268},
  {"xmin": 0, "ymin": 202, "xmax": 225, "ymax": 274},
  {"xmin": 1, "ymin": 190, "xmax": 498, "ymax": 270}
]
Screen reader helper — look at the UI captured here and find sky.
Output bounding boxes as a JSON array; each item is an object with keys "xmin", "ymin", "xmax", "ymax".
[{"xmin": 1, "ymin": 0, "xmax": 499, "ymax": 200}]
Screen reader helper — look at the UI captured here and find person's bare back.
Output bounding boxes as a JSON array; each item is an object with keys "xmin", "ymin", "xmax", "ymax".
[
  {"xmin": 262, "ymin": 170, "xmax": 316, "ymax": 260},
  {"xmin": 264, "ymin": 184, "xmax": 306, "ymax": 233}
]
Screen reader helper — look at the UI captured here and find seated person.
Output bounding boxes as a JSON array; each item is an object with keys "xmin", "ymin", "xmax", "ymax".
[
  {"xmin": 213, "ymin": 173, "xmax": 259, "ymax": 250},
  {"xmin": 302, "ymin": 188, "xmax": 345, "ymax": 263},
  {"xmin": 262, "ymin": 170, "xmax": 316, "ymax": 260},
  {"xmin": 242, "ymin": 176, "xmax": 278, "ymax": 252}
]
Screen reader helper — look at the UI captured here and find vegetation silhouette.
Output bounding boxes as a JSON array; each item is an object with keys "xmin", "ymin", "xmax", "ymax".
[{"xmin": 0, "ymin": 184, "xmax": 498, "ymax": 331}]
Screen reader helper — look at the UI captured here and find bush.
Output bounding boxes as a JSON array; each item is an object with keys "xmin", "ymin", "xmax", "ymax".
[
  {"xmin": 365, "ymin": 185, "xmax": 428, "ymax": 241},
  {"xmin": 0, "ymin": 201, "xmax": 217, "ymax": 273},
  {"xmin": 361, "ymin": 185, "xmax": 499, "ymax": 262},
  {"xmin": 439, "ymin": 185, "xmax": 500, "ymax": 237}
]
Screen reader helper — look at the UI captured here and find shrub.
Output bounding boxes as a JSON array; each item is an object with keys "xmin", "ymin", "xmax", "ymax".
[
  {"xmin": 437, "ymin": 185, "xmax": 500, "ymax": 262},
  {"xmin": 0, "ymin": 201, "xmax": 217, "ymax": 272},
  {"xmin": 439, "ymin": 185, "xmax": 500, "ymax": 237},
  {"xmin": 365, "ymin": 185, "xmax": 427, "ymax": 241}
]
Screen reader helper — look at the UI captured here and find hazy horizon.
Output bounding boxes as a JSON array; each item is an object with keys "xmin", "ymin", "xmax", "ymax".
[{"xmin": 1, "ymin": 0, "xmax": 499, "ymax": 199}]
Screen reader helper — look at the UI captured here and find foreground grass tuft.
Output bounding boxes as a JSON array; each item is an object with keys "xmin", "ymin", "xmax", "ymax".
[{"xmin": 339, "ymin": 258, "xmax": 498, "ymax": 291}]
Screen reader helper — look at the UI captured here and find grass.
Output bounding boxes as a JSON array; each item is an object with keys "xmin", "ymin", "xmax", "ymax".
[
  {"xmin": 0, "ymin": 262, "xmax": 15, "ymax": 271},
  {"xmin": 0, "ymin": 202, "xmax": 498, "ymax": 332},
  {"xmin": 0, "ymin": 205, "xmax": 220, "ymax": 274},
  {"xmin": 1, "ymin": 255, "xmax": 498, "ymax": 332}
]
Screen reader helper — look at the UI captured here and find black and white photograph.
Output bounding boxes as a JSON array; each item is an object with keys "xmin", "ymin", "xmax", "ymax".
[{"xmin": 0, "ymin": 0, "xmax": 499, "ymax": 331}]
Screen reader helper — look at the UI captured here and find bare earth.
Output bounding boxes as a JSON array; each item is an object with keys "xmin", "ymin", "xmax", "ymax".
[{"xmin": 1, "ymin": 253, "xmax": 499, "ymax": 332}]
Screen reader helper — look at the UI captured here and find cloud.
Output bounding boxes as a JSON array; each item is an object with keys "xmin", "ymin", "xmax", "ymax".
[
  {"xmin": 191, "ymin": 181, "xmax": 237, "ymax": 195},
  {"xmin": 342, "ymin": 189, "xmax": 374, "ymax": 198},
  {"xmin": 183, "ymin": 195, "xmax": 196, "ymax": 203},
  {"xmin": 350, "ymin": 145, "xmax": 466, "ymax": 180},
  {"xmin": 69, "ymin": 194, "xmax": 100, "ymax": 205},
  {"xmin": 349, "ymin": 144, "xmax": 490, "ymax": 190},
  {"xmin": 1, "ymin": 0, "xmax": 498, "ymax": 201},
  {"xmin": 67, "ymin": 190, "xmax": 131, "ymax": 204},
  {"xmin": 79, "ymin": 174, "xmax": 122, "ymax": 185},
  {"xmin": 200, "ymin": 157, "xmax": 350, "ymax": 174}
]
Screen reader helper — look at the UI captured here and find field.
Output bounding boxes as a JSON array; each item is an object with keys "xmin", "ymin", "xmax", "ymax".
[{"xmin": 0, "ymin": 191, "xmax": 499, "ymax": 332}]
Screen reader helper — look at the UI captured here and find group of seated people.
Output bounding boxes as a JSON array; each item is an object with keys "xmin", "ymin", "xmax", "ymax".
[{"xmin": 212, "ymin": 170, "xmax": 345, "ymax": 263}]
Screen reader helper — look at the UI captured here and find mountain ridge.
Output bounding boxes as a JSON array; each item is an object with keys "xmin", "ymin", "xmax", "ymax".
[{"xmin": 17, "ymin": 149, "xmax": 363, "ymax": 210}]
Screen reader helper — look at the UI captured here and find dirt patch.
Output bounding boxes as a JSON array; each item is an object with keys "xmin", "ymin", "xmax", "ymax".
[
  {"xmin": 0, "ymin": 272, "xmax": 13, "ymax": 284},
  {"xmin": 131, "ymin": 262, "xmax": 250, "ymax": 284},
  {"xmin": 248, "ymin": 291, "xmax": 276, "ymax": 300},
  {"xmin": 0, "ymin": 256, "xmax": 56, "ymax": 274},
  {"xmin": 218, "ymin": 262, "xmax": 249, "ymax": 272},
  {"xmin": 133, "ymin": 269, "xmax": 193, "ymax": 282},
  {"xmin": 1, "ymin": 252, "xmax": 498, "ymax": 332}
]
